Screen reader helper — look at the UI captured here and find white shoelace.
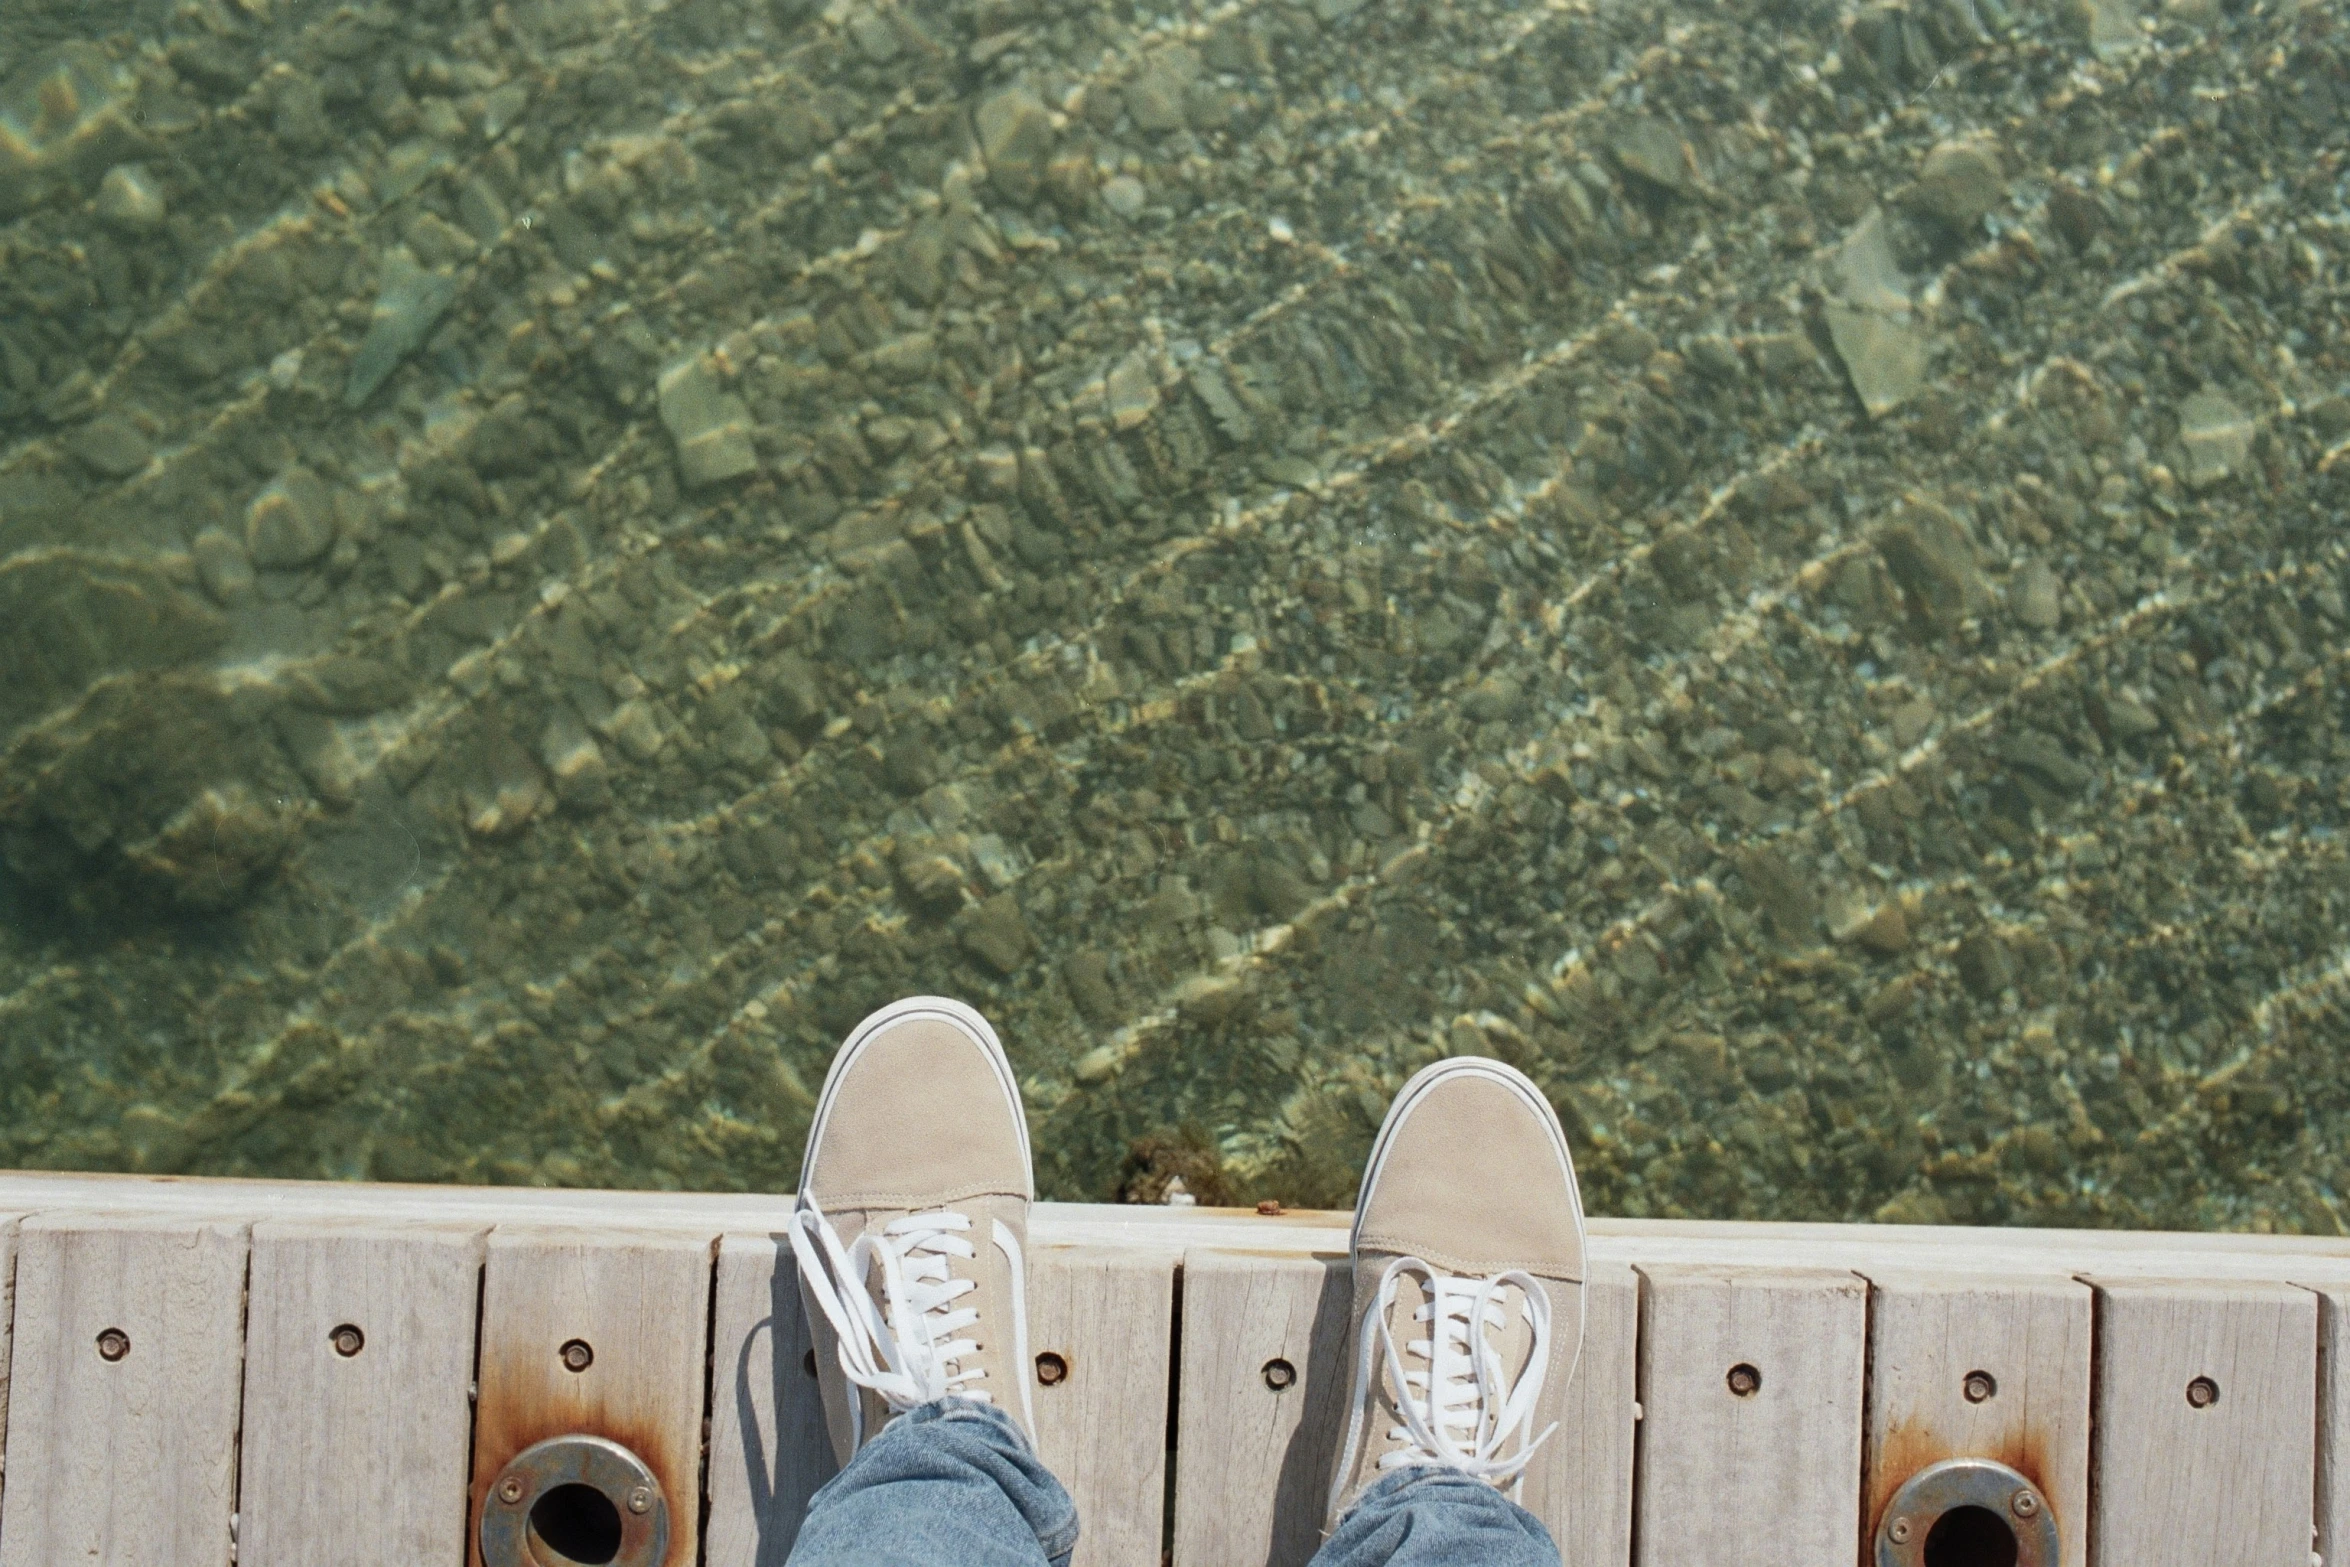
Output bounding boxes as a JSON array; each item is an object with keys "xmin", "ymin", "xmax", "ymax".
[
  {"xmin": 1329, "ymin": 1255, "xmax": 1558, "ymax": 1520},
  {"xmin": 790, "ymin": 1197, "xmax": 995, "ymax": 1442}
]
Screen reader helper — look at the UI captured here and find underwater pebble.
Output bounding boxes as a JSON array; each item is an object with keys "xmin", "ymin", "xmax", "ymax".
[
  {"xmin": 657, "ymin": 351, "xmax": 759, "ymax": 488},
  {"xmin": 2178, "ymin": 389, "xmax": 2253, "ymax": 489},
  {"xmin": 244, "ymin": 469, "xmax": 337, "ymax": 570},
  {"xmin": 344, "ymin": 248, "xmax": 458, "ymax": 407},
  {"xmin": 1101, "ymin": 174, "xmax": 1146, "ymax": 219},
  {"xmin": 95, "ymin": 163, "xmax": 167, "ymax": 229}
]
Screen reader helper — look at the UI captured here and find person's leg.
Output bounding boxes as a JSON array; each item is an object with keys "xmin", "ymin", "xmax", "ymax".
[
  {"xmin": 788, "ymin": 1399, "xmax": 1076, "ymax": 1567},
  {"xmin": 784, "ymin": 997, "xmax": 1077, "ymax": 1567},
  {"xmin": 1318, "ymin": 1056, "xmax": 1587, "ymax": 1566},
  {"xmin": 1308, "ymin": 1468, "xmax": 1559, "ymax": 1567}
]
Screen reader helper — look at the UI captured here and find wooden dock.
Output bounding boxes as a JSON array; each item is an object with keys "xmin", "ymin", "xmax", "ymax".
[{"xmin": 0, "ymin": 1170, "xmax": 2342, "ymax": 1567}]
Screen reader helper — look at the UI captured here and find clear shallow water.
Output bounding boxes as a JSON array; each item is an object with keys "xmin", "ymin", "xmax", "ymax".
[{"xmin": 3, "ymin": 0, "xmax": 2348, "ymax": 1228}]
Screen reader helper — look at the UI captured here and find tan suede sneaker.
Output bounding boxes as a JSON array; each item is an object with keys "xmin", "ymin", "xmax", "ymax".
[
  {"xmin": 790, "ymin": 996, "xmax": 1037, "ymax": 1465},
  {"xmin": 1325, "ymin": 1056, "xmax": 1586, "ymax": 1528}
]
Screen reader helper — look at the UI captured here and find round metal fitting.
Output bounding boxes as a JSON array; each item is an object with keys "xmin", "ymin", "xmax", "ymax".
[
  {"xmin": 95, "ymin": 1328, "xmax": 130, "ymax": 1363},
  {"xmin": 1875, "ymin": 1457, "xmax": 2058, "ymax": 1567},
  {"xmin": 1261, "ymin": 1357, "xmax": 1297, "ymax": 1391},
  {"xmin": 480, "ymin": 1434, "xmax": 669, "ymax": 1567}
]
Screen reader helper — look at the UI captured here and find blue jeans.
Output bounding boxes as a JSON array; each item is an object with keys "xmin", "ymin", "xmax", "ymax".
[{"xmin": 786, "ymin": 1399, "xmax": 1561, "ymax": 1567}]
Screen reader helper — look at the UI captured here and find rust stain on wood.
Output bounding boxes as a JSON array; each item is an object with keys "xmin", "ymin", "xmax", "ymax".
[{"xmin": 467, "ymin": 1337, "xmax": 699, "ymax": 1567}]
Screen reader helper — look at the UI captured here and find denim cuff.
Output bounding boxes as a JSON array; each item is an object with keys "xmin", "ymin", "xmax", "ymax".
[
  {"xmin": 1342, "ymin": 1461, "xmax": 1522, "ymax": 1519},
  {"xmin": 884, "ymin": 1395, "xmax": 1035, "ymax": 1451},
  {"xmin": 878, "ymin": 1396, "xmax": 1077, "ymax": 1564}
]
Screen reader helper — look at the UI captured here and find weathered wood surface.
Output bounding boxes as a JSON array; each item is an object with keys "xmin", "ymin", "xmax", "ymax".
[
  {"xmin": 238, "ymin": 1221, "xmax": 485, "ymax": 1567},
  {"xmin": 1519, "ymin": 1259, "xmax": 1639, "ymax": 1567},
  {"xmin": 706, "ymin": 1230, "xmax": 835, "ymax": 1567},
  {"xmin": 468, "ymin": 1225, "xmax": 716, "ymax": 1567},
  {"xmin": 2088, "ymin": 1277, "xmax": 2317, "ymax": 1567},
  {"xmin": 1861, "ymin": 1269, "xmax": 2092, "ymax": 1567},
  {"xmin": 0, "ymin": 1174, "xmax": 2346, "ymax": 1566},
  {"xmin": 1171, "ymin": 1249, "xmax": 1351, "ymax": 1567},
  {"xmin": 0, "ymin": 1214, "xmax": 248, "ymax": 1567},
  {"xmin": 1030, "ymin": 1242, "xmax": 1180, "ymax": 1567},
  {"xmin": 1633, "ymin": 1264, "xmax": 1867, "ymax": 1567}
]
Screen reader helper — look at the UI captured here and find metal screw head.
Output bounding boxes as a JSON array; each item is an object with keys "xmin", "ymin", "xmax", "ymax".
[
  {"xmin": 1888, "ymin": 1517, "xmax": 1913, "ymax": 1545},
  {"xmin": 1035, "ymin": 1351, "xmax": 1069, "ymax": 1385},
  {"xmin": 559, "ymin": 1338, "xmax": 594, "ymax": 1373},
  {"xmin": 1963, "ymin": 1369, "xmax": 1997, "ymax": 1404},
  {"xmin": 2186, "ymin": 1375, "xmax": 2220, "ymax": 1408},
  {"xmin": 627, "ymin": 1485, "xmax": 654, "ymax": 1515},
  {"xmin": 497, "ymin": 1477, "xmax": 525, "ymax": 1505},
  {"xmin": 1262, "ymin": 1357, "xmax": 1297, "ymax": 1391},
  {"xmin": 95, "ymin": 1328, "xmax": 130, "ymax": 1362},
  {"xmin": 330, "ymin": 1323, "xmax": 365, "ymax": 1358},
  {"xmin": 1726, "ymin": 1362, "xmax": 1761, "ymax": 1398},
  {"xmin": 2012, "ymin": 1488, "xmax": 2041, "ymax": 1518}
]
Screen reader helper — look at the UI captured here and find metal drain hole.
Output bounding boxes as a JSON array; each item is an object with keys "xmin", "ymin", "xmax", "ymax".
[
  {"xmin": 530, "ymin": 1482, "xmax": 623, "ymax": 1565},
  {"xmin": 1876, "ymin": 1457, "xmax": 2056, "ymax": 1567},
  {"xmin": 1922, "ymin": 1504, "xmax": 2018, "ymax": 1567},
  {"xmin": 481, "ymin": 1434, "xmax": 668, "ymax": 1567}
]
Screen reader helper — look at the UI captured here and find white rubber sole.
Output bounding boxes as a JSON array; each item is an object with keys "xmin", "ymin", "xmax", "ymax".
[
  {"xmin": 1351, "ymin": 1054, "xmax": 1587, "ymax": 1258},
  {"xmin": 797, "ymin": 994, "xmax": 1035, "ymax": 1199}
]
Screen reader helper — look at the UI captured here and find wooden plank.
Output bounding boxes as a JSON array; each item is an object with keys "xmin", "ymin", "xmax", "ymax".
[
  {"xmin": 0, "ymin": 1214, "xmax": 248, "ymax": 1567},
  {"xmin": 13, "ymin": 1169, "xmax": 2350, "ymax": 1282},
  {"xmin": 1171, "ymin": 1249, "xmax": 1351, "ymax": 1567},
  {"xmin": 1861, "ymin": 1269, "xmax": 2091, "ymax": 1567},
  {"xmin": 1518, "ymin": 1259, "xmax": 1638, "ymax": 1567},
  {"xmin": 1028, "ymin": 1242, "xmax": 1179, "ymax": 1567},
  {"xmin": 2312, "ymin": 1282, "xmax": 2350, "ymax": 1567},
  {"xmin": 468, "ymin": 1226, "xmax": 716, "ymax": 1567},
  {"xmin": 236, "ymin": 1220, "xmax": 484, "ymax": 1567},
  {"xmin": 706, "ymin": 1230, "xmax": 835, "ymax": 1567},
  {"xmin": 2088, "ymin": 1277, "xmax": 2315, "ymax": 1567},
  {"xmin": 1633, "ymin": 1264, "xmax": 1865, "ymax": 1567}
]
